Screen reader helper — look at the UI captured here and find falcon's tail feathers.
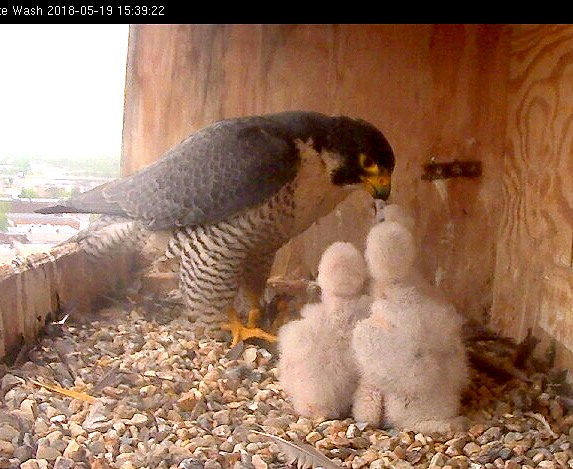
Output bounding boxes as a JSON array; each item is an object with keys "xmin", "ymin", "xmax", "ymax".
[{"xmin": 35, "ymin": 182, "xmax": 125, "ymax": 216}]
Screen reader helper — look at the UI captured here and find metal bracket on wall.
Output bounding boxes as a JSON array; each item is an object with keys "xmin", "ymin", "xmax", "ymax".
[{"xmin": 421, "ymin": 159, "xmax": 482, "ymax": 181}]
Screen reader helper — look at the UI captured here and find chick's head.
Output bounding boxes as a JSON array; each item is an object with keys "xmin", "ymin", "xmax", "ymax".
[
  {"xmin": 317, "ymin": 241, "xmax": 367, "ymax": 297},
  {"xmin": 382, "ymin": 204, "xmax": 415, "ymax": 232},
  {"xmin": 365, "ymin": 221, "xmax": 416, "ymax": 283}
]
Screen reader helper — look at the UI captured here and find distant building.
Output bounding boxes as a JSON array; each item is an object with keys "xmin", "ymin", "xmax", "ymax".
[
  {"xmin": 0, "ymin": 197, "xmax": 91, "ymax": 264},
  {"xmin": 7, "ymin": 212, "xmax": 88, "ymax": 243},
  {"xmin": 0, "ymin": 158, "xmax": 116, "ymax": 264}
]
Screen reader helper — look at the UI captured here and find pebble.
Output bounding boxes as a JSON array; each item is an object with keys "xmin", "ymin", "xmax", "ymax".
[
  {"xmin": 430, "ymin": 452, "xmax": 448, "ymax": 466},
  {"xmin": 346, "ymin": 423, "xmax": 361, "ymax": 439},
  {"xmin": 463, "ymin": 442, "xmax": 481, "ymax": 456},
  {"xmin": 20, "ymin": 461, "xmax": 41, "ymax": 469},
  {"xmin": 0, "ymin": 441, "xmax": 14, "ymax": 456},
  {"xmin": 352, "ymin": 436, "xmax": 371, "ymax": 449},
  {"xmin": 53, "ymin": 457, "xmax": 75, "ymax": 469},
  {"xmin": 447, "ymin": 436, "xmax": 470, "ymax": 451},
  {"xmin": 305, "ymin": 431, "xmax": 322, "ymax": 444},
  {"xmin": 251, "ymin": 454, "xmax": 268, "ymax": 469},
  {"xmin": 128, "ymin": 413, "xmax": 148, "ymax": 426},
  {"xmin": 504, "ymin": 461, "xmax": 520, "ymax": 469},
  {"xmin": 352, "ymin": 449, "xmax": 378, "ymax": 468},
  {"xmin": 0, "ymin": 425, "xmax": 19, "ymax": 442},
  {"xmin": 503, "ymin": 432, "xmax": 524, "ymax": 445},
  {"xmin": 212, "ymin": 409, "xmax": 231, "ymax": 425},
  {"xmin": 62, "ymin": 440, "xmax": 85, "ymax": 461},
  {"xmin": 399, "ymin": 432, "xmax": 414, "ymax": 445},
  {"xmin": 477, "ymin": 427, "xmax": 502, "ymax": 444},
  {"xmin": 537, "ymin": 461, "xmax": 556, "ymax": 469},
  {"xmin": 243, "ymin": 348, "xmax": 258, "ymax": 363},
  {"xmin": 35, "ymin": 445, "xmax": 62, "ymax": 461},
  {"xmin": 393, "ymin": 460, "xmax": 414, "ymax": 469},
  {"xmin": 68, "ymin": 422, "xmax": 85, "ymax": 438},
  {"xmin": 20, "ymin": 399, "xmax": 38, "ymax": 420},
  {"xmin": 178, "ymin": 389, "xmax": 203, "ymax": 412},
  {"xmin": 0, "ymin": 298, "xmax": 570, "ymax": 469},
  {"xmin": 14, "ymin": 444, "xmax": 34, "ymax": 461}
]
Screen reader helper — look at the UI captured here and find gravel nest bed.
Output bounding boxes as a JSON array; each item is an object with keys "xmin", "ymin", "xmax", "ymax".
[{"xmin": 1, "ymin": 296, "xmax": 573, "ymax": 469}]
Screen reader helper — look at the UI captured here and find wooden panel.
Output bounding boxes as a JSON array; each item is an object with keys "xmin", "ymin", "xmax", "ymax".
[
  {"xmin": 409, "ymin": 25, "xmax": 509, "ymax": 321},
  {"xmin": 538, "ymin": 264, "xmax": 573, "ymax": 366},
  {"xmin": 492, "ymin": 25, "xmax": 573, "ymax": 367},
  {"xmin": 122, "ymin": 25, "xmax": 508, "ymax": 322},
  {"xmin": 0, "ymin": 246, "xmax": 136, "ymax": 361}
]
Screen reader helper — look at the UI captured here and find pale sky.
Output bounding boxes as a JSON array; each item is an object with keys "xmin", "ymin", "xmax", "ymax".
[{"xmin": 0, "ymin": 24, "xmax": 129, "ymax": 160}]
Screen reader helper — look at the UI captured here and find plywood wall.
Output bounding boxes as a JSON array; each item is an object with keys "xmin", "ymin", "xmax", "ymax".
[
  {"xmin": 122, "ymin": 24, "xmax": 508, "ymax": 322},
  {"xmin": 491, "ymin": 25, "xmax": 573, "ymax": 367}
]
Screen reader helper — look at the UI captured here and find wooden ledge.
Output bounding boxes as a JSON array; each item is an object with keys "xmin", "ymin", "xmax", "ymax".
[{"xmin": 0, "ymin": 244, "xmax": 137, "ymax": 362}]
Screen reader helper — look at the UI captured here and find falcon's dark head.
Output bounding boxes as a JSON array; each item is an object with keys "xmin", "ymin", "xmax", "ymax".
[{"xmin": 324, "ymin": 116, "xmax": 395, "ymax": 201}]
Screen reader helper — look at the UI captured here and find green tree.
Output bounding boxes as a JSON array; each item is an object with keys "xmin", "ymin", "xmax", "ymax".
[
  {"xmin": 0, "ymin": 201, "xmax": 10, "ymax": 231},
  {"xmin": 20, "ymin": 187, "xmax": 39, "ymax": 199},
  {"xmin": 15, "ymin": 155, "xmax": 31, "ymax": 173},
  {"xmin": 44, "ymin": 186, "xmax": 71, "ymax": 199}
]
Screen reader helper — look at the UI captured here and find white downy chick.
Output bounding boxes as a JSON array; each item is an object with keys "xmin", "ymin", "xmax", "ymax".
[
  {"xmin": 371, "ymin": 204, "xmax": 446, "ymax": 302},
  {"xmin": 352, "ymin": 220, "xmax": 469, "ymax": 433},
  {"xmin": 278, "ymin": 241, "xmax": 369, "ymax": 419}
]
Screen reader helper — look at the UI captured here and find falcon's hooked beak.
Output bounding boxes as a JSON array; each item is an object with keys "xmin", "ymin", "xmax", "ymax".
[
  {"xmin": 358, "ymin": 153, "xmax": 392, "ymax": 200},
  {"xmin": 360, "ymin": 165, "xmax": 392, "ymax": 200}
]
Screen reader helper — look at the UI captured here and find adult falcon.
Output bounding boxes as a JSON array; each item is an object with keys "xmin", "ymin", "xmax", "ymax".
[{"xmin": 37, "ymin": 111, "xmax": 395, "ymax": 345}]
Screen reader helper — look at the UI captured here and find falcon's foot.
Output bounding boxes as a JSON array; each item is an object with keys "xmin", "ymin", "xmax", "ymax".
[{"xmin": 222, "ymin": 308, "xmax": 277, "ymax": 347}]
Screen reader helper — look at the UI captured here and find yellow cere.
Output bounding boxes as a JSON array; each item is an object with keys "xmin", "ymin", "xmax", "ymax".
[
  {"xmin": 368, "ymin": 174, "xmax": 391, "ymax": 186},
  {"xmin": 361, "ymin": 175, "xmax": 391, "ymax": 195}
]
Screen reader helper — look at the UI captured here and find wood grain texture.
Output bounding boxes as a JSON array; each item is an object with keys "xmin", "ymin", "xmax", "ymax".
[
  {"xmin": 492, "ymin": 25, "xmax": 573, "ymax": 366},
  {"xmin": 122, "ymin": 24, "xmax": 508, "ymax": 322}
]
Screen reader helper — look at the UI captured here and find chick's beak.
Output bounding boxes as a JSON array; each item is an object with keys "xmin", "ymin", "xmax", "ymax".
[{"xmin": 361, "ymin": 173, "xmax": 391, "ymax": 200}]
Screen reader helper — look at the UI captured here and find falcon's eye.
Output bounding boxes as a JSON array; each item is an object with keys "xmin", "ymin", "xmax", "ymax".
[{"xmin": 359, "ymin": 153, "xmax": 378, "ymax": 174}]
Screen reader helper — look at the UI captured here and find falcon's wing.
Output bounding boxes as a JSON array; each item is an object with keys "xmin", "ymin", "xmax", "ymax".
[{"xmin": 38, "ymin": 117, "xmax": 301, "ymax": 230}]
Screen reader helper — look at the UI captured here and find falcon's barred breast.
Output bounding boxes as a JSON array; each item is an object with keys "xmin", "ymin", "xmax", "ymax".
[{"xmin": 37, "ymin": 111, "xmax": 395, "ymax": 343}]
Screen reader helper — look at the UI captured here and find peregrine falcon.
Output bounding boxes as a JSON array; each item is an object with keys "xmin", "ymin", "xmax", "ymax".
[{"xmin": 37, "ymin": 111, "xmax": 395, "ymax": 345}]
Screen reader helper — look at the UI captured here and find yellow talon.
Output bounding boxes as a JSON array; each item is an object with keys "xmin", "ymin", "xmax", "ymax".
[
  {"xmin": 222, "ymin": 308, "xmax": 277, "ymax": 347},
  {"xmin": 246, "ymin": 308, "xmax": 262, "ymax": 328}
]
